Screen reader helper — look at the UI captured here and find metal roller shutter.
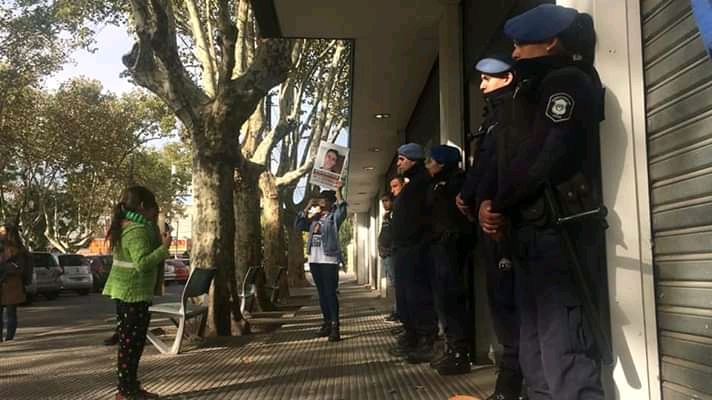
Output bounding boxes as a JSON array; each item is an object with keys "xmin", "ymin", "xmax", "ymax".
[{"xmin": 642, "ymin": 0, "xmax": 712, "ymax": 398}]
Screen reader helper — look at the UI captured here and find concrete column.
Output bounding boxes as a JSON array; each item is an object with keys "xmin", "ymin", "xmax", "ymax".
[
  {"xmin": 354, "ymin": 212, "xmax": 367, "ymax": 284},
  {"xmin": 438, "ymin": 0, "xmax": 465, "ymax": 151},
  {"xmin": 369, "ymin": 205, "xmax": 378, "ymax": 290},
  {"xmin": 557, "ymin": 1, "xmax": 660, "ymax": 399}
]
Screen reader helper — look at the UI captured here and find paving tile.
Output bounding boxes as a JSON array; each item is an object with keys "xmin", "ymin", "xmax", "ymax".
[{"xmin": 0, "ymin": 275, "xmax": 495, "ymax": 400}]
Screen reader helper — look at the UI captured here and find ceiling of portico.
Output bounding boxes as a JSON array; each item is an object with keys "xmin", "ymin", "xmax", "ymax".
[{"xmin": 272, "ymin": 0, "xmax": 445, "ymax": 212}]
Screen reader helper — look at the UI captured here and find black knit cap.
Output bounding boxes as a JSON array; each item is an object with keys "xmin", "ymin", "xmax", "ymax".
[{"xmin": 317, "ymin": 190, "xmax": 337, "ymax": 203}]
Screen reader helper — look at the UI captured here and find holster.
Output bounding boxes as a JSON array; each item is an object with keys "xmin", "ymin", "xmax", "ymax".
[
  {"xmin": 553, "ymin": 172, "xmax": 598, "ymax": 218},
  {"xmin": 519, "ymin": 172, "xmax": 598, "ymax": 228}
]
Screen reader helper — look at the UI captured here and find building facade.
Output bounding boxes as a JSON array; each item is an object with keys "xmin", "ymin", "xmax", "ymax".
[{"xmin": 255, "ymin": 0, "xmax": 712, "ymax": 398}]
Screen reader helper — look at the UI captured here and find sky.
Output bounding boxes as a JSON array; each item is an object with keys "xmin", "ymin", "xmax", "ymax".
[{"xmin": 45, "ymin": 25, "xmax": 135, "ymax": 94}]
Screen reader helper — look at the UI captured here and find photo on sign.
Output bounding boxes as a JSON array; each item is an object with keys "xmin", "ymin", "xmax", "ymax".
[{"xmin": 311, "ymin": 142, "xmax": 349, "ymax": 190}]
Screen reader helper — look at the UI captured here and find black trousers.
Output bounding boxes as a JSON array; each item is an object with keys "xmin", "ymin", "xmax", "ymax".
[
  {"xmin": 310, "ymin": 263, "xmax": 340, "ymax": 322},
  {"xmin": 481, "ymin": 232, "xmax": 523, "ymax": 394},
  {"xmin": 394, "ymin": 243, "xmax": 437, "ymax": 337},
  {"xmin": 430, "ymin": 233, "xmax": 471, "ymax": 351},
  {"xmin": 116, "ymin": 300, "xmax": 151, "ymax": 396}
]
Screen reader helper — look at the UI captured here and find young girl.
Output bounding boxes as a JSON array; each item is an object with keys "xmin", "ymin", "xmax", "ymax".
[{"xmin": 102, "ymin": 186, "xmax": 171, "ymax": 400}]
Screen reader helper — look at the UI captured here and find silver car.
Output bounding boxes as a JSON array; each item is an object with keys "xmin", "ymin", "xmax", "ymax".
[
  {"xmin": 56, "ymin": 254, "xmax": 93, "ymax": 296},
  {"xmin": 30, "ymin": 252, "xmax": 63, "ymax": 300}
]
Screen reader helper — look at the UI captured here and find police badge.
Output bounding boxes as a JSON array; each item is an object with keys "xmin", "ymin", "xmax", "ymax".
[{"xmin": 545, "ymin": 92, "xmax": 575, "ymax": 123}]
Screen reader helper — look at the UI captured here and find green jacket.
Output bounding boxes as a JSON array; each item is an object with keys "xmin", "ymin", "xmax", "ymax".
[{"xmin": 102, "ymin": 222, "xmax": 169, "ymax": 303}]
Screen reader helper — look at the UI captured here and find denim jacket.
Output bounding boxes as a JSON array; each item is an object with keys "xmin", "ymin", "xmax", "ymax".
[{"xmin": 295, "ymin": 201, "xmax": 348, "ymax": 264}]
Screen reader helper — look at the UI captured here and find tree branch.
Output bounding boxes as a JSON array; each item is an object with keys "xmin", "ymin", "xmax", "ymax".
[
  {"xmin": 220, "ymin": 38, "xmax": 293, "ymax": 134},
  {"xmin": 215, "ymin": 0, "xmax": 237, "ymax": 86},
  {"xmin": 123, "ymin": 0, "xmax": 209, "ymax": 129},
  {"xmin": 184, "ymin": 0, "xmax": 217, "ymax": 96},
  {"xmin": 233, "ymin": 0, "xmax": 250, "ymax": 78}
]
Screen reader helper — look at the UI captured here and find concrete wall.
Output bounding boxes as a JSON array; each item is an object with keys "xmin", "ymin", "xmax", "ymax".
[{"xmin": 558, "ymin": 1, "xmax": 660, "ymax": 399}]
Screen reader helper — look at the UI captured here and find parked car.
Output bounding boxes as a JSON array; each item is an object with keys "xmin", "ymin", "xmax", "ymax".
[
  {"xmin": 30, "ymin": 252, "xmax": 63, "ymax": 300},
  {"xmin": 86, "ymin": 255, "xmax": 112, "ymax": 292},
  {"xmin": 56, "ymin": 254, "xmax": 93, "ymax": 296},
  {"xmin": 164, "ymin": 259, "xmax": 189, "ymax": 284},
  {"xmin": 23, "ymin": 269, "xmax": 38, "ymax": 305}
]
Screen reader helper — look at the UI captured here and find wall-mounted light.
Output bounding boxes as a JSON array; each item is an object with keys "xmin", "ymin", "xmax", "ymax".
[
  {"xmin": 374, "ymin": 113, "xmax": 391, "ymax": 119},
  {"xmin": 368, "ymin": 146, "xmax": 381, "ymax": 152},
  {"xmin": 363, "ymin": 166, "xmax": 376, "ymax": 171}
]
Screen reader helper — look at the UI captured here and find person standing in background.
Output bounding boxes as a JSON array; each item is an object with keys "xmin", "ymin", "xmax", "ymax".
[
  {"xmin": 378, "ymin": 193, "xmax": 397, "ymax": 322},
  {"xmin": 0, "ymin": 223, "xmax": 32, "ymax": 342}
]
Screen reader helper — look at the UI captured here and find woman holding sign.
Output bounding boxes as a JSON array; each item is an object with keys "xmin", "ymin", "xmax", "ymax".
[{"xmin": 295, "ymin": 181, "xmax": 348, "ymax": 342}]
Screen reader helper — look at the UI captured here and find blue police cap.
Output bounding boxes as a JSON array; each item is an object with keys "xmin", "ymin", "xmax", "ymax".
[
  {"xmin": 429, "ymin": 145, "xmax": 461, "ymax": 165},
  {"xmin": 504, "ymin": 4, "xmax": 578, "ymax": 43},
  {"xmin": 475, "ymin": 54, "xmax": 514, "ymax": 75}
]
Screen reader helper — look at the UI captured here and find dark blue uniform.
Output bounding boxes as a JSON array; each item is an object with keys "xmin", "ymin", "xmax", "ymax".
[
  {"xmin": 461, "ymin": 57, "xmax": 524, "ymax": 398},
  {"xmin": 479, "ymin": 55, "xmax": 607, "ymax": 400}
]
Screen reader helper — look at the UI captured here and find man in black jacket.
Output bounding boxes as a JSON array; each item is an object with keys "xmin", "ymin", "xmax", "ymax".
[
  {"xmin": 424, "ymin": 144, "xmax": 473, "ymax": 375},
  {"xmin": 388, "ymin": 143, "xmax": 437, "ymax": 362},
  {"xmin": 378, "ymin": 192, "xmax": 397, "ymax": 321}
]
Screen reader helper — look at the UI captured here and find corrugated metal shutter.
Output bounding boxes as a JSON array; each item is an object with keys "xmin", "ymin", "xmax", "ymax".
[{"xmin": 642, "ymin": 0, "xmax": 712, "ymax": 398}]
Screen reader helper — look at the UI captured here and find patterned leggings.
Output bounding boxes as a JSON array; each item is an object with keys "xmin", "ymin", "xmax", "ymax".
[{"xmin": 116, "ymin": 300, "xmax": 151, "ymax": 396}]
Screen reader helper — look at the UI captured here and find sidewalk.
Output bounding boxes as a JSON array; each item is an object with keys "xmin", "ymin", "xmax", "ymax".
[{"xmin": 0, "ymin": 273, "xmax": 496, "ymax": 399}]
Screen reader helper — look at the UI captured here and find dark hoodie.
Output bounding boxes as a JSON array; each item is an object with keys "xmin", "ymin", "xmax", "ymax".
[{"xmin": 391, "ymin": 162, "xmax": 431, "ymax": 247}]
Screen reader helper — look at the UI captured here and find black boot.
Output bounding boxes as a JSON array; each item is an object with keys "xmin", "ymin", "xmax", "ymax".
[
  {"xmin": 328, "ymin": 321, "xmax": 340, "ymax": 342},
  {"xmin": 435, "ymin": 350, "xmax": 471, "ymax": 375},
  {"xmin": 405, "ymin": 335, "xmax": 435, "ymax": 364},
  {"xmin": 487, "ymin": 367, "xmax": 524, "ymax": 400},
  {"xmin": 487, "ymin": 394, "xmax": 525, "ymax": 400},
  {"xmin": 317, "ymin": 320, "xmax": 330, "ymax": 337},
  {"xmin": 388, "ymin": 330, "xmax": 417, "ymax": 357},
  {"xmin": 429, "ymin": 345, "xmax": 453, "ymax": 369}
]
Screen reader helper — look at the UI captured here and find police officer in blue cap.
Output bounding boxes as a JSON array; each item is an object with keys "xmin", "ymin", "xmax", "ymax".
[
  {"xmin": 477, "ymin": 4, "xmax": 609, "ymax": 399},
  {"xmin": 422, "ymin": 144, "xmax": 473, "ymax": 375},
  {"xmin": 388, "ymin": 143, "xmax": 439, "ymax": 362},
  {"xmin": 456, "ymin": 53, "xmax": 526, "ymax": 400}
]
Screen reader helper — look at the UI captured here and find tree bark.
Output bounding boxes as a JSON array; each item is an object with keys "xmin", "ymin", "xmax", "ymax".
[
  {"xmin": 259, "ymin": 171, "xmax": 287, "ymax": 286},
  {"xmin": 283, "ymin": 211, "xmax": 310, "ymax": 288},
  {"xmin": 192, "ymin": 134, "xmax": 241, "ymax": 336},
  {"xmin": 234, "ymin": 163, "xmax": 271, "ymax": 313}
]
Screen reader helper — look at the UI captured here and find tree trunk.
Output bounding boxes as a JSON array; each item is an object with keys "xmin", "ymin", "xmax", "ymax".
[
  {"xmin": 234, "ymin": 165, "xmax": 272, "ymax": 312},
  {"xmin": 283, "ymin": 211, "xmax": 310, "ymax": 288},
  {"xmin": 259, "ymin": 172, "xmax": 287, "ymax": 282},
  {"xmin": 192, "ymin": 142, "xmax": 241, "ymax": 337}
]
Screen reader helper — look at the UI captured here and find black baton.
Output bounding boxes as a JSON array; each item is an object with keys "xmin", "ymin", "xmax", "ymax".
[{"xmin": 543, "ymin": 185, "xmax": 614, "ymax": 366}]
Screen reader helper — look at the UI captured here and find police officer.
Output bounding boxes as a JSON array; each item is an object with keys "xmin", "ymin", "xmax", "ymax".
[
  {"xmin": 388, "ymin": 143, "xmax": 438, "ymax": 362},
  {"xmin": 424, "ymin": 144, "xmax": 472, "ymax": 375},
  {"xmin": 478, "ymin": 4, "xmax": 607, "ymax": 399},
  {"xmin": 457, "ymin": 54, "xmax": 525, "ymax": 400}
]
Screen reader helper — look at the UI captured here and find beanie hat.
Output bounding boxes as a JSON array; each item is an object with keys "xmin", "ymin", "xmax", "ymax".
[
  {"xmin": 397, "ymin": 143, "xmax": 425, "ymax": 160},
  {"xmin": 429, "ymin": 145, "xmax": 461, "ymax": 165}
]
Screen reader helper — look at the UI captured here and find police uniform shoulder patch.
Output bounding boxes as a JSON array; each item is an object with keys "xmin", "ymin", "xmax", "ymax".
[{"xmin": 545, "ymin": 92, "xmax": 575, "ymax": 123}]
